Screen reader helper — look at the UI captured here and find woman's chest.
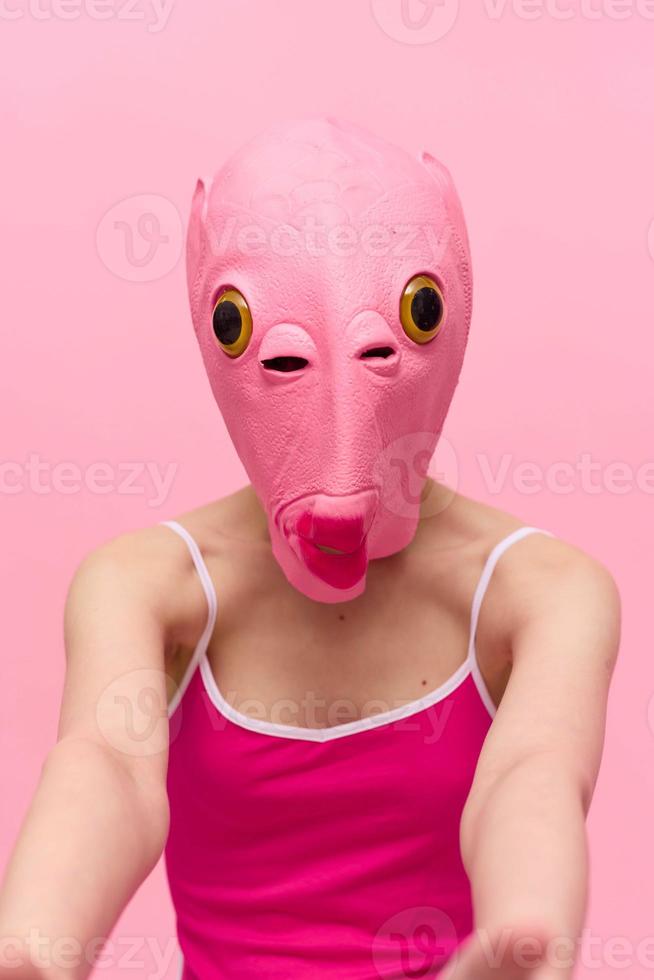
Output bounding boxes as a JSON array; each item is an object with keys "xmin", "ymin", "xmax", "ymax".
[{"xmin": 205, "ymin": 556, "xmax": 473, "ymax": 729}]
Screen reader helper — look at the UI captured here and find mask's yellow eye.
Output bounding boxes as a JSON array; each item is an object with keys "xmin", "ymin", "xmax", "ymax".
[
  {"xmin": 400, "ymin": 274, "xmax": 445, "ymax": 344},
  {"xmin": 211, "ymin": 288, "xmax": 253, "ymax": 358}
]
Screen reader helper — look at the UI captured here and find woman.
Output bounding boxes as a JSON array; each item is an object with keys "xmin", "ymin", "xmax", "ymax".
[{"xmin": 0, "ymin": 118, "xmax": 620, "ymax": 979}]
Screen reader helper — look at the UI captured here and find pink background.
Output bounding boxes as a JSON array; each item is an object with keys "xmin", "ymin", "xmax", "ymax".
[{"xmin": 1, "ymin": 1, "xmax": 653, "ymax": 977}]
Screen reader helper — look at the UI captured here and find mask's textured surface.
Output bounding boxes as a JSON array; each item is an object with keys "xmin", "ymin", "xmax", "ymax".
[{"xmin": 187, "ymin": 117, "xmax": 473, "ymax": 602}]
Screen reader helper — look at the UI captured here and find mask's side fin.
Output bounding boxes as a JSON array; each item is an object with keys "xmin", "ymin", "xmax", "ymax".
[
  {"xmin": 186, "ymin": 176, "xmax": 213, "ymax": 326},
  {"xmin": 419, "ymin": 150, "xmax": 471, "ymax": 259}
]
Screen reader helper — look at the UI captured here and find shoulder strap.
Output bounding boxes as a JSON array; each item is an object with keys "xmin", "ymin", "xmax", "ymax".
[
  {"xmin": 161, "ymin": 520, "xmax": 218, "ymax": 716},
  {"xmin": 467, "ymin": 526, "xmax": 554, "ymax": 717}
]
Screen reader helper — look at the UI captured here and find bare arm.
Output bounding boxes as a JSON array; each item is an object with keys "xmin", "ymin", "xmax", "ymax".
[
  {"xmin": 0, "ymin": 529, "xmax": 201, "ymax": 980},
  {"xmin": 447, "ymin": 538, "xmax": 620, "ymax": 979}
]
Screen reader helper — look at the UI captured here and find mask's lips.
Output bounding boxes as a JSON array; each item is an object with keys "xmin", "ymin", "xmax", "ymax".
[
  {"xmin": 294, "ymin": 534, "xmax": 368, "ymax": 590},
  {"xmin": 277, "ymin": 492, "xmax": 378, "ymax": 590}
]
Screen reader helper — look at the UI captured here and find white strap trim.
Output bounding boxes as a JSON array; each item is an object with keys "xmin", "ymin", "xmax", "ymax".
[
  {"xmin": 467, "ymin": 525, "xmax": 554, "ymax": 717},
  {"xmin": 161, "ymin": 520, "xmax": 218, "ymax": 717},
  {"xmin": 161, "ymin": 519, "xmax": 552, "ymax": 730}
]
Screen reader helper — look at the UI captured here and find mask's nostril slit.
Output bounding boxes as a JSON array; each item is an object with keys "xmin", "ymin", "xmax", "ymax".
[
  {"xmin": 261, "ymin": 356, "xmax": 309, "ymax": 372},
  {"xmin": 360, "ymin": 346, "xmax": 395, "ymax": 360}
]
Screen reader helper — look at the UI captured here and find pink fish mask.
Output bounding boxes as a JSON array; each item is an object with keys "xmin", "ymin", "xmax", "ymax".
[{"xmin": 186, "ymin": 118, "xmax": 472, "ymax": 603}]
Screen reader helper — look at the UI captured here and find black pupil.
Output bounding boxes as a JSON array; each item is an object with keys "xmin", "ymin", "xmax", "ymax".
[
  {"xmin": 213, "ymin": 300, "xmax": 242, "ymax": 346},
  {"xmin": 411, "ymin": 286, "xmax": 443, "ymax": 332}
]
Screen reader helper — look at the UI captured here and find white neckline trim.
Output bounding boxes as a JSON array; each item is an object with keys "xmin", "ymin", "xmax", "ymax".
[
  {"xmin": 198, "ymin": 647, "xmax": 474, "ymax": 743},
  {"xmin": 162, "ymin": 519, "xmax": 552, "ymax": 740}
]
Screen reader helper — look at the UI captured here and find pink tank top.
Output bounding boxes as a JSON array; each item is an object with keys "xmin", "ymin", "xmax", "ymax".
[{"xmin": 163, "ymin": 523, "xmax": 548, "ymax": 979}]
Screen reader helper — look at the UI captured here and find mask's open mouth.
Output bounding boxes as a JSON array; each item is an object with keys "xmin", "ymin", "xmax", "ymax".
[
  {"xmin": 276, "ymin": 490, "xmax": 378, "ymax": 590},
  {"xmin": 314, "ymin": 543, "xmax": 347, "ymax": 556}
]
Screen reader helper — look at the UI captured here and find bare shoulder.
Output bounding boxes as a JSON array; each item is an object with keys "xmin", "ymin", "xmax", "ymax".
[
  {"xmin": 415, "ymin": 483, "xmax": 620, "ymax": 664},
  {"xmin": 455, "ymin": 491, "xmax": 620, "ymax": 667},
  {"xmin": 65, "ymin": 491, "xmax": 256, "ymax": 652},
  {"xmin": 491, "ymin": 519, "xmax": 621, "ymax": 631}
]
